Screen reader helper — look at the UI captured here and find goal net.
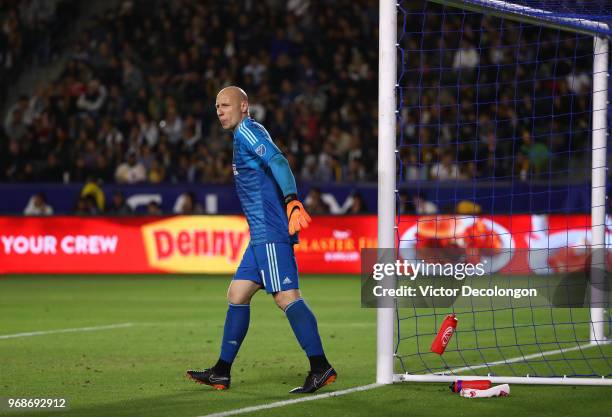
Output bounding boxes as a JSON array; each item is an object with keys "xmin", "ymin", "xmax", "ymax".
[{"xmin": 377, "ymin": 0, "xmax": 612, "ymax": 385}]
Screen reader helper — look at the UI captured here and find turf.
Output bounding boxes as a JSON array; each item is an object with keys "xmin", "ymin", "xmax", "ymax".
[{"xmin": 0, "ymin": 275, "xmax": 611, "ymax": 417}]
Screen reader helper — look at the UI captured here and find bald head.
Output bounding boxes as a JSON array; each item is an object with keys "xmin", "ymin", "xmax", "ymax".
[
  {"xmin": 216, "ymin": 86, "xmax": 249, "ymax": 131},
  {"xmin": 218, "ymin": 86, "xmax": 248, "ymax": 102}
]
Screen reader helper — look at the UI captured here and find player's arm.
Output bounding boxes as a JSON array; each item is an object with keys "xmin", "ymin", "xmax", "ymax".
[
  {"xmin": 239, "ymin": 123, "xmax": 311, "ymax": 234},
  {"xmin": 268, "ymin": 154, "xmax": 312, "ymax": 235}
]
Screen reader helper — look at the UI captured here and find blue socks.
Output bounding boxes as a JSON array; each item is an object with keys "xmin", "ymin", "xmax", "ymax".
[
  {"xmin": 284, "ymin": 298, "xmax": 325, "ymax": 357},
  {"xmin": 216, "ymin": 299, "xmax": 329, "ymax": 375},
  {"xmin": 219, "ymin": 303, "xmax": 250, "ymax": 364}
]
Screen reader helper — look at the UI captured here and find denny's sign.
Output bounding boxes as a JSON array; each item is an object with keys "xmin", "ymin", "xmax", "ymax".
[{"xmin": 141, "ymin": 216, "xmax": 249, "ymax": 273}]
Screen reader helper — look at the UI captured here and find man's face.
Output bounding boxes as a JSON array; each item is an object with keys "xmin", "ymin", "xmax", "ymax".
[{"xmin": 216, "ymin": 91, "xmax": 244, "ymax": 130}]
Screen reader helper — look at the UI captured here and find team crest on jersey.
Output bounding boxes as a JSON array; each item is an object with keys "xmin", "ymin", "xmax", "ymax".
[{"xmin": 256, "ymin": 144, "xmax": 266, "ymax": 156}]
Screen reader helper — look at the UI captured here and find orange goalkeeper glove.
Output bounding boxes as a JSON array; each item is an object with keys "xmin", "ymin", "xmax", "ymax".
[{"xmin": 285, "ymin": 194, "xmax": 312, "ymax": 235}]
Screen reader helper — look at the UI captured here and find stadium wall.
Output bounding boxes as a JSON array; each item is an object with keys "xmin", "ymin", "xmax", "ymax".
[{"xmin": 0, "ymin": 183, "xmax": 610, "ymax": 215}]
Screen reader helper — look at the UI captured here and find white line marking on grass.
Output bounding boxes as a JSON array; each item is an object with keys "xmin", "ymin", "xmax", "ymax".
[
  {"xmin": 198, "ymin": 383, "xmax": 383, "ymax": 417},
  {"xmin": 0, "ymin": 323, "xmax": 135, "ymax": 340},
  {"xmin": 442, "ymin": 342, "xmax": 600, "ymax": 375}
]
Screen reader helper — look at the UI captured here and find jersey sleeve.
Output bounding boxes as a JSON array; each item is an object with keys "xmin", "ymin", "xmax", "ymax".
[
  {"xmin": 237, "ymin": 122, "xmax": 281, "ymax": 167},
  {"xmin": 268, "ymin": 153, "xmax": 297, "ymax": 197}
]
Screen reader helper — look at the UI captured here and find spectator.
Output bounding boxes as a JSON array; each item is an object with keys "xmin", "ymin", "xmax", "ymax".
[
  {"xmin": 147, "ymin": 200, "xmax": 163, "ymax": 215},
  {"xmin": 304, "ymin": 188, "xmax": 331, "ymax": 214},
  {"xmin": 347, "ymin": 192, "xmax": 368, "ymax": 214},
  {"xmin": 107, "ymin": 190, "xmax": 132, "ymax": 215},
  {"xmin": 115, "ymin": 151, "xmax": 146, "ymax": 184},
  {"xmin": 3, "ymin": 95, "xmax": 30, "ymax": 140},
  {"xmin": 80, "ymin": 177, "xmax": 105, "ymax": 212},
  {"xmin": 23, "ymin": 192, "xmax": 53, "ymax": 215},
  {"xmin": 300, "ymin": 143, "xmax": 317, "ymax": 180},
  {"xmin": 139, "ymin": 144, "xmax": 156, "ymax": 171},
  {"xmin": 430, "ymin": 152, "xmax": 463, "ymax": 180},
  {"xmin": 453, "ymin": 39, "xmax": 480, "ymax": 70},
  {"xmin": 148, "ymin": 159, "xmax": 166, "ymax": 183},
  {"xmin": 398, "ymin": 191, "xmax": 416, "ymax": 214},
  {"xmin": 456, "ymin": 200, "xmax": 483, "ymax": 215},
  {"xmin": 401, "ymin": 148, "xmax": 427, "ymax": 181},
  {"xmin": 174, "ymin": 192, "xmax": 204, "ymax": 214},
  {"xmin": 160, "ymin": 105, "xmax": 183, "ymax": 145},
  {"xmin": 344, "ymin": 158, "xmax": 366, "ymax": 182},
  {"xmin": 414, "ymin": 192, "xmax": 438, "ymax": 215},
  {"xmin": 77, "ymin": 79, "xmax": 107, "ymax": 115},
  {"xmin": 90, "ymin": 154, "xmax": 114, "ymax": 183},
  {"xmin": 136, "ymin": 111, "xmax": 158, "ymax": 147},
  {"xmin": 40, "ymin": 153, "xmax": 65, "ymax": 182},
  {"xmin": 99, "ymin": 117, "xmax": 124, "ymax": 149},
  {"xmin": 243, "ymin": 56, "xmax": 267, "ymax": 86},
  {"xmin": 566, "ymin": 71, "xmax": 590, "ymax": 94},
  {"xmin": 182, "ymin": 115, "xmax": 202, "ymax": 149},
  {"xmin": 519, "ymin": 129, "xmax": 550, "ymax": 177},
  {"xmin": 122, "ymin": 58, "xmax": 144, "ymax": 96},
  {"xmin": 316, "ymin": 142, "xmax": 336, "ymax": 182},
  {"xmin": 74, "ymin": 195, "xmax": 100, "ymax": 215}
]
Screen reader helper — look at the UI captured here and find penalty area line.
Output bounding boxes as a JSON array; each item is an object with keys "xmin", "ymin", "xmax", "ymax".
[
  {"xmin": 198, "ymin": 383, "xmax": 383, "ymax": 417},
  {"xmin": 0, "ymin": 323, "xmax": 135, "ymax": 340}
]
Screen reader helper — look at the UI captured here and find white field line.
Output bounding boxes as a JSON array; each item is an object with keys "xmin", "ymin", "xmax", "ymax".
[
  {"xmin": 440, "ymin": 342, "xmax": 599, "ymax": 375},
  {"xmin": 0, "ymin": 323, "xmax": 135, "ymax": 340},
  {"xmin": 198, "ymin": 383, "xmax": 383, "ymax": 417}
]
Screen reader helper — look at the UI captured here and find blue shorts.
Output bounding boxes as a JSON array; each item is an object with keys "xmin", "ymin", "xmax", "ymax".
[{"xmin": 233, "ymin": 242, "xmax": 299, "ymax": 294}]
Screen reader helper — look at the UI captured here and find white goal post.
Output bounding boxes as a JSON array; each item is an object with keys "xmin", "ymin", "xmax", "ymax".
[{"xmin": 377, "ymin": 0, "xmax": 397, "ymax": 385}]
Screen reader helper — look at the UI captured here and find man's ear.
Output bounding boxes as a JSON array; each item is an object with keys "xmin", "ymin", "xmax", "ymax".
[{"xmin": 241, "ymin": 100, "xmax": 248, "ymax": 113}]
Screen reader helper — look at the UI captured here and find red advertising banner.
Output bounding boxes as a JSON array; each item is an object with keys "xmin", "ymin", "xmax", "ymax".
[
  {"xmin": 0, "ymin": 215, "xmax": 608, "ymax": 274},
  {"xmin": 0, "ymin": 217, "xmax": 150, "ymax": 274},
  {"xmin": 0, "ymin": 216, "xmax": 250, "ymax": 274},
  {"xmin": 396, "ymin": 215, "xmax": 533, "ymax": 274},
  {"xmin": 295, "ymin": 215, "xmax": 377, "ymax": 273}
]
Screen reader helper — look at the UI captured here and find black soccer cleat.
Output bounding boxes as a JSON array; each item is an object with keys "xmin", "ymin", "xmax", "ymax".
[
  {"xmin": 186, "ymin": 368, "xmax": 231, "ymax": 390},
  {"xmin": 289, "ymin": 366, "xmax": 337, "ymax": 394}
]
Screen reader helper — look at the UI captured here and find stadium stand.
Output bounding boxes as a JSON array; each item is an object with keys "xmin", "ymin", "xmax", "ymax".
[{"xmin": 0, "ymin": 0, "xmax": 594, "ymax": 186}]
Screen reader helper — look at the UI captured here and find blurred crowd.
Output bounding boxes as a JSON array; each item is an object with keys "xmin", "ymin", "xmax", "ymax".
[
  {"xmin": 398, "ymin": 2, "xmax": 595, "ymax": 182},
  {"xmin": 0, "ymin": 0, "xmax": 598, "ymax": 187},
  {"xmin": 1, "ymin": 0, "xmax": 377, "ymax": 185},
  {"xmin": 0, "ymin": 0, "xmax": 77, "ymax": 104}
]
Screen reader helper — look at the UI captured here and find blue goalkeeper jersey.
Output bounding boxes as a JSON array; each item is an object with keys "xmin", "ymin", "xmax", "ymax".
[{"xmin": 232, "ymin": 117, "xmax": 296, "ymax": 245}]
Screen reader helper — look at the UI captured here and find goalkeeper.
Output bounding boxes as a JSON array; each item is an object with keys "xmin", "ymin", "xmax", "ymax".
[{"xmin": 187, "ymin": 86, "xmax": 336, "ymax": 394}]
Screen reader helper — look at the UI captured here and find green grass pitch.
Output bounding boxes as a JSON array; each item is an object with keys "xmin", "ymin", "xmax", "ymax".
[{"xmin": 1, "ymin": 275, "xmax": 611, "ymax": 417}]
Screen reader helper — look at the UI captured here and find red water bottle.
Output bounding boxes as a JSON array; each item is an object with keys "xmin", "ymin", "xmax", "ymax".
[
  {"xmin": 430, "ymin": 314, "xmax": 457, "ymax": 355},
  {"xmin": 450, "ymin": 379, "xmax": 492, "ymax": 392}
]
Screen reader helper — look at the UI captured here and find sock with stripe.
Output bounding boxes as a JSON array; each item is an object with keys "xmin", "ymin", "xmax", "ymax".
[
  {"xmin": 284, "ymin": 298, "xmax": 330, "ymax": 371},
  {"xmin": 216, "ymin": 303, "xmax": 250, "ymax": 374}
]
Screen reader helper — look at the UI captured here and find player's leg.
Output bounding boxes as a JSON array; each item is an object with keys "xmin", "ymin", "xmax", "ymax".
[
  {"xmin": 255, "ymin": 242, "xmax": 337, "ymax": 393},
  {"xmin": 212, "ymin": 279, "xmax": 260, "ymax": 374},
  {"xmin": 275, "ymin": 289, "xmax": 337, "ymax": 393},
  {"xmin": 274, "ymin": 290, "xmax": 326, "ymax": 360},
  {"xmin": 187, "ymin": 245, "xmax": 262, "ymax": 389}
]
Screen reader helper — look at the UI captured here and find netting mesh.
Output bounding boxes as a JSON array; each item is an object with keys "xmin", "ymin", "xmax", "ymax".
[{"xmin": 394, "ymin": 0, "xmax": 612, "ymax": 381}]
